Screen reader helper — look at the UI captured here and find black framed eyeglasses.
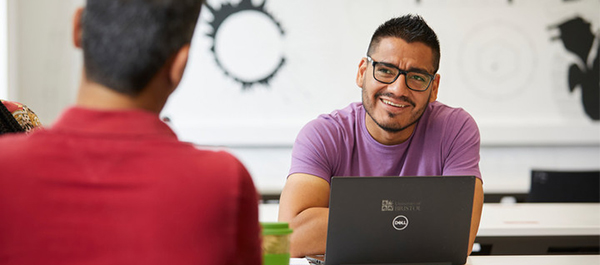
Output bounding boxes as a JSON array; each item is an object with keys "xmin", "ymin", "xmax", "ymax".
[{"xmin": 366, "ymin": 56, "xmax": 435, "ymax": 92}]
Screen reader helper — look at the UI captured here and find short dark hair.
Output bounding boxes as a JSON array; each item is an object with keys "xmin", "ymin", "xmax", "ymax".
[
  {"xmin": 81, "ymin": 0, "xmax": 203, "ymax": 96},
  {"xmin": 367, "ymin": 14, "xmax": 441, "ymax": 73}
]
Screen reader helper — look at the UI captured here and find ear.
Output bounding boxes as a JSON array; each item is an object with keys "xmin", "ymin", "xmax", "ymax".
[
  {"xmin": 355, "ymin": 57, "xmax": 368, "ymax": 88},
  {"xmin": 72, "ymin": 7, "xmax": 84, "ymax": 48},
  {"xmin": 169, "ymin": 44, "xmax": 191, "ymax": 88},
  {"xmin": 429, "ymin": 74, "xmax": 440, "ymax": 102}
]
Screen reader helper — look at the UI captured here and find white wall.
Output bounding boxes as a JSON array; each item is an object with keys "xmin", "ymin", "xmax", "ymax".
[
  {"xmin": 166, "ymin": 0, "xmax": 600, "ymax": 147},
  {"xmin": 7, "ymin": 0, "xmax": 600, "ymax": 196},
  {"xmin": 7, "ymin": 0, "xmax": 83, "ymax": 124}
]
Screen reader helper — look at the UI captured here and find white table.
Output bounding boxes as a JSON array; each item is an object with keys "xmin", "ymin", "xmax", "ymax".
[
  {"xmin": 466, "ymin": 255, "xmax": 600, "ymax": 265},
  {"xmin": 475, "ymin": 203, "xmax": 599, "ymax": 255},
  {"xmin": 478, "ymin": 203, "xmax": 600, "ymax": 237},
  {"xmin": 261, "ymin": 203, "xmax": 600, "ymax": 255},
  {"xmin": 260, "ymin": 203, "xmax": 600, "ymax": 234},
  {"xmin": 290, "ymin": 255, "xmax": 600, "ymax": 265}
]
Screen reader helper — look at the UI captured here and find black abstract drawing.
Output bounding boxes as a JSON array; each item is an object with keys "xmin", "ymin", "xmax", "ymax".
[
  {"xmin": 205, "ymin": 0, "xmax": 286, "ymax": 90},
  {"xmin": 551, "ymin": 16, "xmax": 599, "ymax": 121}
]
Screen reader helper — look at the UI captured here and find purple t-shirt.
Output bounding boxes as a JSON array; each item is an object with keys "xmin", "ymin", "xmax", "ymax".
[{"xmin": 289, "ymin": 101, "xmax": 481, "ymax": 183}]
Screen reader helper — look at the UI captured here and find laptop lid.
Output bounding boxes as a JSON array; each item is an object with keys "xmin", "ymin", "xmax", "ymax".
[{"xmin": 324, "ymin": 176, "xmax": 475, "ymax": 265}]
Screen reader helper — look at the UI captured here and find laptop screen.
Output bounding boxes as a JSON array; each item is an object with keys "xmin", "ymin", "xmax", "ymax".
[{"xmin": 324, "ymin": 176, "xmax": 475, "ymax": 265}]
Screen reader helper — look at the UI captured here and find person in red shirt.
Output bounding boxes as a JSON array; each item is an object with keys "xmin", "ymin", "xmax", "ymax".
[{"xmin": 0, "ymin": 1, "xmax": 262, "ymax": 264}]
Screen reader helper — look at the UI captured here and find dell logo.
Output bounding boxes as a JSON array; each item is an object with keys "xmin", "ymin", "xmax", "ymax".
[{"xmin": 392, "ymin": 215, "xmax": 409, "ymax": 230}]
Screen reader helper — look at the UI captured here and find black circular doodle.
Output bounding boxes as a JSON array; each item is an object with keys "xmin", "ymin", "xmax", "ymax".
[{"xmin": 205, "ymin": 0, "xmax": 285, "ymax": 90}]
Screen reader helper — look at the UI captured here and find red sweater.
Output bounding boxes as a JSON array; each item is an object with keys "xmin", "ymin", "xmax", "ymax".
[{"xmin": 0, "ymin": 107, "xmax": 261, "ymax": 265}]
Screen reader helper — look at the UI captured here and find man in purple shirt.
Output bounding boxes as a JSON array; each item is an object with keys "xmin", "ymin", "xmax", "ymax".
[{"xmin": 278, "ymin": 15, "xmax": 484, "ymax": 258}]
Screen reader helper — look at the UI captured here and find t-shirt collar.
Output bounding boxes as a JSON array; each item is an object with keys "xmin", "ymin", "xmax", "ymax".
[{"xmin": 51, "ymin": 106, "xmax": 177, "ymax": 138}]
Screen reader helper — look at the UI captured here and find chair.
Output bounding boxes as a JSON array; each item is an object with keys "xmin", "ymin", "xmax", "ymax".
[{"xmin": 527, "ymin": 169, "xmax": 600, "ymax": 202}]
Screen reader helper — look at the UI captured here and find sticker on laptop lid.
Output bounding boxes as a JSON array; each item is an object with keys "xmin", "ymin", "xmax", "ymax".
[{"xmin": 381, "ymin": 200, "xmax": 421, "ymax": 212}]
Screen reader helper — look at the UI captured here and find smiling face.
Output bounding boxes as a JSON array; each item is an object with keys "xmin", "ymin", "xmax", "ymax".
[{"xmin": 356, "ymin": 37, "xmax": 440, "ymax": 145}]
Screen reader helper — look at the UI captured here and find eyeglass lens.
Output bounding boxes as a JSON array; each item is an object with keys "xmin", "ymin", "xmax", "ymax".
[{"xmin": 373, "ymin": 63, "xmax": 431, "ymax": 91}]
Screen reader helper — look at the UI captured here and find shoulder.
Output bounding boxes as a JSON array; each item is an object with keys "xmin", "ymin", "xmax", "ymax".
[
  {"xmin": 300, "ymin": 102, "xmax": 362, "ymax": 138},
  {"xmin": 184, "ymin": 146, "xmax": 250, "ymax": 177},
  {"xmin": 290, "ymin": 103, "xmax": 363, "ymax": 179},
  {"xmin": 293, "ymin": 103, "xmax": 364, "ymax": 156},
  {"xmin": 184, "ymin": 148, "xmax": 253, "ymax": 192},
  {"xmin": 140, "ymin": 143, "xmax": 253, "ymax": 192},
  {"xmin": 425, "ymin": 101, "xmax": 478, "ymax": 129},
  {"xmin": 321, "ymin": 102, "xmax": 363, "ymax": 122},
  {"xmin": 417, "ymin": 101, "xmax": 480, "ymax": 144},
  {"xmin": 428, "ymin": 101, "xmax": 473, "ymax": 119},
  {"xmin": 172, "ymin": 144, "xmax": 245, "ymax": 168}
]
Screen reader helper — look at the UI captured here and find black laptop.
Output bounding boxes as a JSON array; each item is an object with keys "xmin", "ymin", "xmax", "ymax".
[{"xmin": 311, "ymin": 176, "xmax": 475, "ymax": 265}]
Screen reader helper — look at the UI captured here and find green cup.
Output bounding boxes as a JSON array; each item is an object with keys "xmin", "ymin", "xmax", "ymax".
[{"xmin": 261, "ymin": 222, "xmax": 293, "ymax": 265}]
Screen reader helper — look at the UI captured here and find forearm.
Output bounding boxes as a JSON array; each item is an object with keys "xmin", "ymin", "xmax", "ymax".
[
  {"xmin": 288, "ymin": 207, "xmax": 329, "ymax": 258},
  {"xmin": 278, "ymin": 173, "xmax": 331, "ymax": 257},
  {"xmin": 467, "ymin": 178, "xmax": 484, "ymax": 255}
]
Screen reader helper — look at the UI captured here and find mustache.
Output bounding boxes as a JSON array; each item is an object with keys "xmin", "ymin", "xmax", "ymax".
[{"xmin": 375, "ymin": 92, "xmax": 415, "ymax": 106}]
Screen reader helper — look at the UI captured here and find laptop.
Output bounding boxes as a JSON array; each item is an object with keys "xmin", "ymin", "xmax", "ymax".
[{"xmin": 310, "ymin": 176, "xmax": 475, "ymax": 265}]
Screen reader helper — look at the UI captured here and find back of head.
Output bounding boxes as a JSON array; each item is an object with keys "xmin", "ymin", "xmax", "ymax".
[
  {"xmin": 81, "ymin": 0, "xmax": 203, "ymax": 96},
  {"xmin": 367, "ymin": 14, "xmax": 441, "ymax": 73}
]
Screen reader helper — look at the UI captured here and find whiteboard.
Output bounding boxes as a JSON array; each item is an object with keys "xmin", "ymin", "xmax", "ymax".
[{"xmin": 162, "ymin": 0, "xmax": 600, "ymax": 146}]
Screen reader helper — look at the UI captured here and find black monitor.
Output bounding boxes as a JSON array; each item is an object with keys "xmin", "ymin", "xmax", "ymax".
[{"xmin": 527, "ymin": 170, "xmax": 600, "ymax": 203}]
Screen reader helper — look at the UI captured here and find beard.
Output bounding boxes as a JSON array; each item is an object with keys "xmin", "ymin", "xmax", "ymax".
[{"xmin": 362, "ymin": 89, "xmax": 429, "ymax": 133}]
